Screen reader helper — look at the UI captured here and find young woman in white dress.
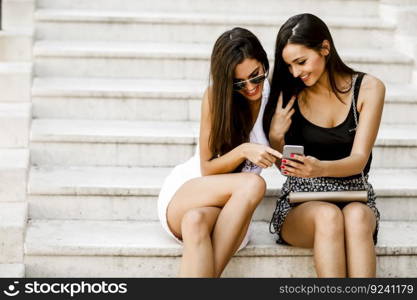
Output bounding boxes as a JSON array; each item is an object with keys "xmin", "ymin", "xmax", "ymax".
[{"xmin": 157, "ymin": 27, "xmax": 282, "ymax": 277}]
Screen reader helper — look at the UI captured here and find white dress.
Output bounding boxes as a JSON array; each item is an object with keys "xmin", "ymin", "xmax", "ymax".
[{"xmin": 157, "ymin": 81, "xmax": 270, "ymax": 251}]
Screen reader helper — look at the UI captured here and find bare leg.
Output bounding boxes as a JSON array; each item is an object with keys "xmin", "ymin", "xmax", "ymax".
[
  {"xmin": 343, "ymin": 202, "xmax": 377, "ymax": 277},
  {"xmin": 167, "ymin": 173, "xmax": 266, "ymax": 277},
  {"xmin": 212, "ymin": 173, "xmax": 266, "ymax": 277},
  {"xmin": 281, "ymin": 201, "xmax": 346, "ymax": 277},
  {"xmin": 179, "ymin": 207, "xmax": 221, "ymax": 277}
]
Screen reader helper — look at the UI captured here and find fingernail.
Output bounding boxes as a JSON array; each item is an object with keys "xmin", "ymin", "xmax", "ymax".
[
  {"xmin": 283, "ymin": 171, "xmax": 288, "ymax": 175},
  {"xmin": 290, "ymin": 154, "xmax": 295, "ymax": 158},
  {"xmin": 282, "ymin": 159, "xmax": 287, "ymax": 163},
  {"xmin": 281, "ymin": 166, "xmax": 285, "ymax": 169}
]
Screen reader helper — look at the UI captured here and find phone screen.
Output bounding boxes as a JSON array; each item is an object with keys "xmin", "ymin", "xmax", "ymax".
[
  {"xmin": 281, "ymin": 145, "xmax": 304, "ymax": 175},
  {"xmin": 283, "ymin": 145, "xmax": 304, "ymax": 159}
]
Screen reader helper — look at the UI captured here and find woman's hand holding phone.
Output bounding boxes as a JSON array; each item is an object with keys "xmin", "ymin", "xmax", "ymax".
[{"xmin": 281, "ymin": 153, "xmax": 324, "ymax": 178}]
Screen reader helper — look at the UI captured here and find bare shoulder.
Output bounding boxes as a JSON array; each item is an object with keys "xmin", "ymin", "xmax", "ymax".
[
  {"xmin": 357, "ymin": 74, "xmax": 385, "ymax": 112},
  {"xmin": 202, "ymin": 86, "xmax": 214, "ymax": 107},
  {"xmin": 201, "ymin": 86, "xmax": 214, "ymax": 121},
  {"xmin": 360, "ymin": 74, "xmax": 385, "ymax": 95}
]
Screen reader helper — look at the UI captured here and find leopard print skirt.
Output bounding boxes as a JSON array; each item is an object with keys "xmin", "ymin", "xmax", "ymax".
[{"xmin": 269, "ymin": 175, "xmax": 380, "ymax": 245}]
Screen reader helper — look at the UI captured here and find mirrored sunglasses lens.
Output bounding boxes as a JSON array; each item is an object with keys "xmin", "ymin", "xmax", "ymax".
[
  {"xmin": 251, "ymin": 74, "xmax": 266, "ymax": 84},
  {"xmin": 234, "ymin": 82, "xmax": 246, "ymax": 90}
]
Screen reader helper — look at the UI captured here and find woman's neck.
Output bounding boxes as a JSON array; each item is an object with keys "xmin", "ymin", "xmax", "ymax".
[
  {"xmin": 307, "ymin": 71, "xmax": 331, "ymax": 95},
  {"xmin": 305, "ymin": 71, "xmax": 351, "ymax": 97}
]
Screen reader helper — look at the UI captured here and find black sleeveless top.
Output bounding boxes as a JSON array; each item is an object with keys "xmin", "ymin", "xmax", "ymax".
[{"xmin": 285, "ymin": 72, "xmax": 372, "ymax": 179}]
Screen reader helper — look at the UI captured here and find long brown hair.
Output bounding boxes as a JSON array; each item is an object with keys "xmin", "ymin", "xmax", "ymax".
[
  {"xmin": 209, "ymin": 27, "xmax": 269, "ymax": 161},
  {"xmin": 263, "ymin": 13, "xmax": 356, "ymax": 136}
]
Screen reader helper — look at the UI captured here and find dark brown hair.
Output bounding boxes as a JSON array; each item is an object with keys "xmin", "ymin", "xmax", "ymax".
[
  {"xmin": 263, "ymin": 13, "xmax": 356, "ymax": 136},
  {"xmin": 209, "ymin": 27, "xmax": 269, "ymax": 162}
]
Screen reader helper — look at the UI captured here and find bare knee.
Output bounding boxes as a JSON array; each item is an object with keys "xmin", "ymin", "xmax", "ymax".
[
  {"xmin": 238, "ymin": 173, "xmax": 266, "ymax": 207},
  {"xmin": 314, "ymin": 204, "xmax": 344, "ymax": 238},
  {"xmin": 343, "ymin": 203, "xmax": 375, "ymax": 236},
  {"xmin": 181, "ymin": 209, "xmax": 212, "ymax": 244}
]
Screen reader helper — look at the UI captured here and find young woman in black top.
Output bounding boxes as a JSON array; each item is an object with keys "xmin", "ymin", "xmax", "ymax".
[{"xmin": 265, "ymin": 14, "xmax": 385, "ymax": 277}]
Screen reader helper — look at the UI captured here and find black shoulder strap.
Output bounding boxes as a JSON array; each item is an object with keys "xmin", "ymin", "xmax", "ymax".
[{"xmin": 353, "ymin": 72, "xmax": 365, "ymax": 105}]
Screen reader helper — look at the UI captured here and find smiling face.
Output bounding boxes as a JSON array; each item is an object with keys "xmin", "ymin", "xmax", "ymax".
[
  {"xmin": 282, "ymin": 42, "xmax": 329, "ymax": 87},
  {"xmin": 233, "ymin": 58, "xmax": 266, "ymax": 102}
]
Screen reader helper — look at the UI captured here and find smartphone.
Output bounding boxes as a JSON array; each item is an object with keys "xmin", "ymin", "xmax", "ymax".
[
  {"xmin": 283, "ymin": 145, "xmax": 304, "ymax": 159},
  {"xmin": 281, "ymin": 145, "xmax": 304, "ymax": 175}
]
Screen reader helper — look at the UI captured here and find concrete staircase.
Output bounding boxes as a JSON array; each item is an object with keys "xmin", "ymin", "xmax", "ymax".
[
  {"xmin": 1, "ymin": 0, "xmax": 414, "ymax": 277},
  {"xmin": 0, "ymin": 0, "xmax": 33, "ymax": 277}
]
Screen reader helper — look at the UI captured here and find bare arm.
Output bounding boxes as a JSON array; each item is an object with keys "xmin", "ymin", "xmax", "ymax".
[
  {"xmin": 199, "ymin": 88, "xmax": 281, "ymax": 176},
  {"xmin": 269, "ymin": 135, "xmax": 285, "ymax": 168}
]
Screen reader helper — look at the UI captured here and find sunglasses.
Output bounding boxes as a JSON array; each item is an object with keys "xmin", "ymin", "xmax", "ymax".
[{"xmin": 233, "ymin": 70, "xmax": 268, "ymax": 91}]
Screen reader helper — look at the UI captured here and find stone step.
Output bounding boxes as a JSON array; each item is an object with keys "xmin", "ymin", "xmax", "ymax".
[
  {"xmin": 398, "ymin": 36, "xmax": 417, "ymax": 84},
  {"xmin": 24, "ymin": 219, "xmax": 417, "ymax": 277},
  {"xmin": 397, "ymin": 35, "xmax": 417, "ymax": 84},
  {"xmin": 0, "ymin": 63, "xmax": 32, "ymax": 102},
  {"xmin": 31, "ymin": 77, "xmax": 204, "ymax": 121},
  {"xmin": 1, "ymin": 0, "xmax": 35, "ymax": 30},
  {"xmin": 0, "ymin": 264, "xmax": 25, "ymax": 278},
  {"xmin": 28, "ymin": 166, "xmax": 417, "ymax": 222},
  {"xmin": 380, "ymin": 0, "xmax": 417, "ymax": 24},
  {"xmin": 30, "ymin": 119, "xmax": 199, "ymax": 167},
  {"xmin": 0, "ymin": 149, "xmax": 30, "ymax": 202},
  {"xmin": 36, "ymin": 0, "xmax": 380, "ymax": 17},
  {"xmin": 0, "ymin": 103, "xmax": 31, "ymax": 148},
  {"xmin": 33, "ymin": 41, "xmax": 413, "ymax": 84},
  {"xmin": 0, "ymin": 29, "xmax": 33, "ymax": 61},
  {"xmin": 0, "ymin": 202, "xmax": 27, "ymax": 263},
  {"xmin": 30, "ymin": 119, "xmax": 417, "ymax": 168},
  {"xmin": 383, "ymin": 83, "xmax": 417, "ymax": 124},
  {"xmin": 35, "ymin": 10, "xmax": 394, "ymax": 49},
  {"xmin": 32, "ymin": 77, "xmax": 417, "ymax": 124}
]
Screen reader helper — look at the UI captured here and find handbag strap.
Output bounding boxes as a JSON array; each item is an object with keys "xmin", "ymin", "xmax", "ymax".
[{"xmin": 351, "ymin": 73, "xmax": 369, "ymax": 191}]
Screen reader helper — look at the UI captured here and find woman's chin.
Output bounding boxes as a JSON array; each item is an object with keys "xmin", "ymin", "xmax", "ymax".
[{"xmin": 241, "ymin": 85, "xmax": 262, "ymax": 100}]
